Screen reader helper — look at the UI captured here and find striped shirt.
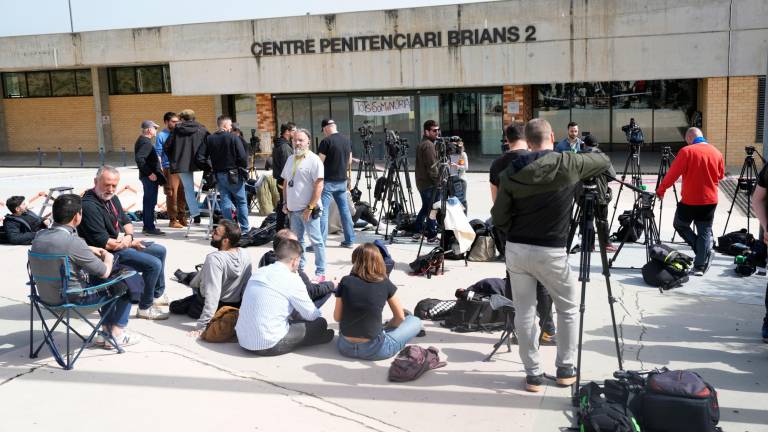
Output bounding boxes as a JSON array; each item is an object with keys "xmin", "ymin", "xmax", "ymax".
[{"xmin": 235, "ymin": 261, "xmax": 321, "ymax": 351}]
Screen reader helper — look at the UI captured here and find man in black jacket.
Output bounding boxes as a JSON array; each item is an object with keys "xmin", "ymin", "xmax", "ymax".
[
  {"xmin": 272, "ymin": 122, "xmax": 295, "ymax": 230},
  {"xmin": 164, "ymin": 109, "xmax": 209, "ymax": 224},
  {"xmin": 3, "ymin": 195, "xmax": 47, "ymax": 245},
  {"xmin": 134, "ymin": 120, "xmax": 165, "ymax": 236},
  {"xmin": 196, "ymin": 115, "xmax": 250, "ymax": 232}
]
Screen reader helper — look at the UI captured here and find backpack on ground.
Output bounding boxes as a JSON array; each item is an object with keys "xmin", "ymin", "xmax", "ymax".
[
  {"xmin": 641, "ymin": 368, "xmax": 721, "ymax": 432},
  {"xmin": 466, "ymin": 219, "xmax": 497, "ymax": 262},
  {"xmin": 642, "ymin": 243, "xmax": 692, "ymax": 290},
  {"xmin": 578, "ymin": 382, "xmax": 641, "ymax": 432},
  {"xmin": 716, "ymin": 228, "xmax": 754, "ymax": 256},
  {"xmin": 612, "ymin": 210, "xmax": 643, "ymax": 243},
  {"xmin": 414, "ymin": 298, "xmax": 456, "ymax": 321},
  {"xmin": 239, "ymin": 213, "xmax": 277, "ymax": 247},
  {"xmin": 409, "ymin": 247, "xmax": 444, "ymax": 278},
  {"xmin": 441, "ymin": 296, "xmax": 504, "ymax": 332},
  {"xmin": 201, "ymin": 306, "xmax": 239, "ymax": 343},
  {"xmin": 169, "ymin": 293, "xmax": 205, "ymax": 319},
  {"xmin": 373, "ymin": 239, "xmax": 395, "ymax": 275},
  {"xmin": 387, "ymin": 345, "xmax": 446, "ymax": 382}
]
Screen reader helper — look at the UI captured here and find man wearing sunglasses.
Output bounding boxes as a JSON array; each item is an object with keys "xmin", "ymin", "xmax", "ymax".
[{"xmin": 414, "ymin": 120, "xmax": 441, "ymax": 242}]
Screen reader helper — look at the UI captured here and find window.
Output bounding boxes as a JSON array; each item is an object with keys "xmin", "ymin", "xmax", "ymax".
[
  {"xmin": 108, "ymin": 65, "xmax": 171, "ymax": 95},
  {"xmin": 1, "ymin": 69, "xmax": 92, "ymax": 98}
]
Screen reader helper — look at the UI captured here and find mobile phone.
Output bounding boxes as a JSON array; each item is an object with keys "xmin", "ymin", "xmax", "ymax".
[{"xmin": 116, "ymin": 232, "xmax": 125, "ymax": 242}]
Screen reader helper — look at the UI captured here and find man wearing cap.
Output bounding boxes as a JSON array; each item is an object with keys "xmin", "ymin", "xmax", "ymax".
[
  {"xmin": 318, "ymin": 118, "xmax": 355, "ymax": 248},
  {"xmin": 134, "ymin": 120, "xmax": 165, "ymax": 236}
]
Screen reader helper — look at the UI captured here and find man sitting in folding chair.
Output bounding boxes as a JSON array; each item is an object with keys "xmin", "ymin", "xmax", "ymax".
[{"xmin": 30, "ymin": 194, "xmax": 140, "ymax": 368}]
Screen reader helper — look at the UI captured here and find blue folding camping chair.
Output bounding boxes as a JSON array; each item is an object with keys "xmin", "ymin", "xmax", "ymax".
[{"xmin": 28, "ymin": 251, "xmax": 136, "ymax": 370}]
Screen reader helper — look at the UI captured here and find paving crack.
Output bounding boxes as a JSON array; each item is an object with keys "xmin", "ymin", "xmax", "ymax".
[
  {"xmin": 0, "ymin": 364, "xmax": 46, "ymax": 387},
  {"xmin": 633, "ymin": 289, "xmax": 647, "ymax": 370}
]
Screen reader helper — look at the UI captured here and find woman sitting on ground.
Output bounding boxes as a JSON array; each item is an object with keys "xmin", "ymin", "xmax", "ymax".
[{"xmin": 334, "ymin": 243, "xmax": 422, "ymax": 360}]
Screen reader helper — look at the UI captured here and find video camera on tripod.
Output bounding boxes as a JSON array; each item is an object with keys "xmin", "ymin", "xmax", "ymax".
[
  {"xmin": 385, "ymin": 129, "xmax": 409, "ymax": 160},
  {"xmin": 621, "ymin": 118, "xmax": 644, "ymax": 147},
  {"xmin": 435, "ymin": 135, "xmax": 463, "ymax": 158},
  {"xmin": 358, "ymin": 121, "xmax": 374, "ymax": 141}
]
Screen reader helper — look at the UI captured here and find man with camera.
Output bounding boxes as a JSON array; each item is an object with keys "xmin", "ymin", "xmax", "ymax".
[
  {"xmin": 554, "ymin": 121, "xmax": 583, "ymax": 153},
  {"xmin": 272, "ymin": 122, "xmax": 296, "ymax": 230},
  {"xmin": 196, "ymin": 115, "xmax": 250, "ymax": 232},
  {"xmin": 656, "ymin": 127, "xmax": 724, "ymax": 276},
  {"xmin": 318, "ymin": 118, "xmax": 356, "ymax": 248},
  {"xmin": 281, "ymin": 128, "xmax": 327, "ymax": 281},
  {"xmin": 414, "ymin": 120, "xmax": 441, "ymax": 242},
  {"xmin": 750, "ymin": 163, "xmax": 768, "ymax": 343},
  {"xmin": 492, "ymin": 118, "xmax": 611, "ymax": 392}
]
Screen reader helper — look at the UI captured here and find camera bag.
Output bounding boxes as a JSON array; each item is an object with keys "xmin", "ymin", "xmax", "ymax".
[
  {"xmin": 612, "ymin": 210, "xmax": 643, "ymax": 243},
  {"xmin": 409, "ymin": 247, "xmax": 444, "ymax": 278},
  {"xmin": 441, "ymin": 296, "xmax": 504, "ymax": 332},
  {"xmin": 414, "ymin": 298, "xmax": 456, "ymax": 321},
  {"xmin": 642, "ymin": 243, "xmax": 692, "ymax": 290},
  {"xmin": 466, "ymin": 219, "xmax": 498, "ymax": 262},
  {"xmin": 641, "ymin": 369, "xmax": 720, "ymax": 432},
  {"xmin": 578, "ymin": 382, "xmax": 641, "ymax": 432},
  {"xmin": 716, "ymin": 228, "xmax": 754, "ymax": 256}
]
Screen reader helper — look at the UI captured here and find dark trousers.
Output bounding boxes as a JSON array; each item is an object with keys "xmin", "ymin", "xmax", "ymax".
[
  {"xmin": 673, "ymin": 203, "xmax": 716, "ymax": 267},
  {"xmin": 249, "ymin": 317, "xmax": 330, "ymax": 356},
  {"xmin": 415, "ymin": 187, "xmax": 439, "ymax": 237},
  {"xmin": 276, "ymin": 184, "xmax": 287, "ymax": 230},
  {"xmin": 140, "ymin": 176, "xmax": 159, "ymax": 231},
  {"xmin": 536, "ymin": 282, "xmax": 556, "ymax": 334}
]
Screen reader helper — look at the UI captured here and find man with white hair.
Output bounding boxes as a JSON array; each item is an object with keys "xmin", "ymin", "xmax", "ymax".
[
  {"xmin": 78, "ymin": 165, "xmax": 170, "ymax": 320},
  {"xmin": 656, "ymin": 127, "xmax": 724, "ymax": 276}
]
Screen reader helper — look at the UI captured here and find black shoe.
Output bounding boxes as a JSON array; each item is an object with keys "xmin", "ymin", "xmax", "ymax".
[
  {"xmin": 142, "ymin": 228, "xmax": 166, "ymax": 236},
  {"xmin": 556, "ymin": 366, "xmax": 577, "ymax": 386},
  {"xmin": 193, "ymin": 215, "xmax": 201, "ymax": 224},
  {"xmin": 691, "ymin": 265, "xmax": 706, "ymax": 276},
  {"xmin": 525, "ymin": 374, "xmax": 545, "ymax": 392},
  {"xmin": 319, "ymin": 329, "xmax": 335, "ymax": 344}
]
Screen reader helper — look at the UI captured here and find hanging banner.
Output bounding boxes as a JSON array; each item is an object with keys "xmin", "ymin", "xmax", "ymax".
[{"xmin": 353, "ymin": 97, "xmax": 412, "ymax": 116}]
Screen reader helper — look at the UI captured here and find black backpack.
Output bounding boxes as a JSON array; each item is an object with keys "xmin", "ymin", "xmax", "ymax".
[
  {"xmin": 579, "ymin": 382, "xmax": 641, "ymax": 432},
  {"xmin": 414, "ymin": 298, "xmax": 456, "ymax": 321},
  {"xmin": 642, "ymin": 369, "xmax": 721, "ymax": 432},
  {"xmin": 716, "ymin": 228, "xmax": 754, "ymax": 256},
  {"xmin": 409, "ymin": 247, "xmax": 444, "ymax": 278},
  {"xmin": 239, "ymin": 213, "xmax": 277, "ymax": 248},
  {"xmin": 612, "ymin": 210, "xmax": 643, "ymax": 243},
  {"xmin": 441, "ymin": 296, "xmax": 504, "ymax": 332},
  {"xmin": 642, "ymin": 243, "xmax": 692, "ymax": 290}
]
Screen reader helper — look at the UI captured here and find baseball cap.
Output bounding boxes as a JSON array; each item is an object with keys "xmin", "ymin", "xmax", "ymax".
[
  {"xmin": 141, "ymin": 120, "xmax": 159, "ymax": 129},
  {"xmin": 320, "ymin": 118, "xmax": 335, "ymax": 128}
]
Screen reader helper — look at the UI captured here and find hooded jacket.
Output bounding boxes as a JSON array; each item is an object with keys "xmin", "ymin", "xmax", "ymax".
[
  {"xmin": 78, "ymin": 189, "xmax": 131, "ymax": 248},
  {"xmin": 491, "ymin": 150, "xmax": 611, "ymax": 248},
  {"xmin": 163, "ymin": 120, "xmax": 210, "ymax": 173}
]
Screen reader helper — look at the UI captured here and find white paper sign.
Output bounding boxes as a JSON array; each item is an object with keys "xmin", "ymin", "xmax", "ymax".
[
  {"xmin": 507, "ymin": 102, "xmax": 520, "ymax": 115},
  {"xmin": 353, "ymin": 97, "xmax": 411, "ymax": 116}
]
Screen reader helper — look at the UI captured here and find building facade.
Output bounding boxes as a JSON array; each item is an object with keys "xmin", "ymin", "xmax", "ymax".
[{"xmin": 0, "ymin": 0, "xmax": 766, "ymax": 169}]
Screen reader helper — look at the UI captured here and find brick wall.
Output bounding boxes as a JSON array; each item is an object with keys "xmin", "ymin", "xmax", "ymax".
[
  {"xmin": 503, "ymin": 85, "xmax": 533, "ymax": 126},
  {"xmin": 255, "ymin": 93, "xmax": 275, "ymax": 153},
  {"xmin": 3, "ymin": 97, "xmax": 97, "ymax": 152},
  {"xmin": 700, "ymin": 76, "xmax": 760, "ymax": 171},
  {"xmin": 108, "ymin": 94, "xmax": 217, "ymax": 151}
]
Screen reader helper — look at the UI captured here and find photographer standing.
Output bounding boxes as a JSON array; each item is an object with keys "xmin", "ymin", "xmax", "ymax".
[
  {"xmin": 318, "ymin": 118, "xmax": 356, "ymax": 248},
  {"xmin": 656, "ymin": 127, "xmax": 724, "ymax": 276},
  {"xmin": 750, "ymin": 164, "xmax": 768, "ymax": 343},
  {"xmin": 272, "ymin": 123, "xmax": 296, "ymax": 230},
  {"xmin": 414, "ymin": 120, "xmax": 441, "ymax": 242},
  {"xmin": 492, "ymin": 118, "xmax": 611, "ymax": 392},
  {"xmin": 196, "ymin": 115, "xmax": 250, "ymax": 232}
]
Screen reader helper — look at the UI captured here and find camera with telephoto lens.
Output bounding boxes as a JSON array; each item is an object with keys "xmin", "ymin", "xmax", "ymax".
[
  {"xmin": 621, "ymin": 118, "xmax": 644, "ymax": 146},
  {"xmin": 385, "ymin": 129, "xmax": 408, "ymax": 160}
]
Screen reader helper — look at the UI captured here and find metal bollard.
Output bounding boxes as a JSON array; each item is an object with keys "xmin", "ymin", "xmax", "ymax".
[
  {"xmin": 57, "ymin": 147, "xmax": 63, "ymax": 167},
  {"xmin": 99, "ymin": 147, "xmax": 105, "ymax": 166},
  {"xmin": 78, "ymin": 146, "xmax": 83, "ymax": 167},
  {"xmin": 121, "ymin": 146, "xmax": 126, "ymax": 167},
  {"xmin": 37, "ymin": 147, "xmax": 42, "ymax": 166}
]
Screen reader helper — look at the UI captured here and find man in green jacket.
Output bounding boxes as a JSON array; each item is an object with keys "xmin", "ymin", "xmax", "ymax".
[{"xmin": 491, "ymin": 118, "xmax": 612, "ymax": 393}]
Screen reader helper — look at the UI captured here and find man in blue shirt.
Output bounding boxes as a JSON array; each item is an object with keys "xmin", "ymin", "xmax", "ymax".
[
  {"xmin": 554, "ymin": 121, "xmax": 583, "ymax": 153},
  {"xmin": 155, "ymin": 112, "xmax": 187, "ymax": 228}
]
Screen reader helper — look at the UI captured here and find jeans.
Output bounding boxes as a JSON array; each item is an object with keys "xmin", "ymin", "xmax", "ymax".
[
  {"xmin": 76, "ymin": 291, "xmax": 132, "ymax": 328},
  {"xmin": 247, "ymin": 318, "xmax": 330, "ymax": 356},
  {"xmin": 673, "ymin": 203, "xmax": 716, "ymax": 267},
  {"xmin": 289, "ymin": 210, "xmax": 326, "ymax": 276},
  {"xmin": 178, "ymin": 172, "xmax": 200, "ymax": 217},
  {"xmin": 215, "ymin": 172, "xmax": 250, "ymax": 232},
  {"xmin": 115, "ymin": 243, "xmax": 167, "ymax": 310},
  {"xmin": 505, "ymin": 241, "xmax": 578, "ymax": 376},
  {"xmin": 139, "ymin": 176, "xmax": 159, "ymax": 231},
  {"xmin": 415, "ymin": 187, "xmax": 439, "ymax": 238},
  {"xmin": 321, "ymin": 180, "xmax": 356, "ymax": 245},
  {"xmin": 337, "ymin": 315, "xmax": 423, "ymax": 360}
]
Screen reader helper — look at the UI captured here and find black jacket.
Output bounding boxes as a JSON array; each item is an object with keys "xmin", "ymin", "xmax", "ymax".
[
  {"xmin": 258, "ymin": 250, "xmax": 334, "ymax": 300},
  {"xmin": 272, "ymin": 137, "xmax": 293, "ymax": 184},
  {"xmin": 196, "ymin": 131, "xmax": 248, "ymax": 173},
  {"xmin": 3, "ymin": 211, "xmax": 45, "ymax": 245},
  {"xmin": 164, "ymin": 121, "xmax": 209, "ymax": 173},
  {"xmin": 134, "ymin": 135, "xmax": 162, "ymax": 178},
  {"xmin": 78, "ymin": 189, "xmax": 131, "ymax": 248},
  {"xmin": 415, "ymin": 137, "xmax": 439, "ymax": 191}
]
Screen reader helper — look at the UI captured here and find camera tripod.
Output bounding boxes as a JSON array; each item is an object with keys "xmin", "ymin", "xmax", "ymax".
[
  {"xmin": 722, "ymin": 147, "xmax": 764, "ymax": 235},
  {"xmin": 609, "ymin": 142, "xmax": 644, "ymax": 234},
  {"xmin": 352, "ymin": 132, "xmax": 378, "ymax": 205},
  {"xmin": 572, "ymin": 182, "xmax": 625, "ymax": 406},
  {"xmin": 608, "ymin": 184, "xmax": 661, "ymax": 269},
  {"xmin": 655, "ymin": 146, "xmax": 680, "ymax": 242},
  {"xmin": 375, "ymin": 145, "xmax": 416, "ymax": 238}
]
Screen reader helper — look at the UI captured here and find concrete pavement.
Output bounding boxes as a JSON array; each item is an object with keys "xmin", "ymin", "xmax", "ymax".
[{"xmin": 0, "ymin": 166, "xmax": 766, "ymax": 431}]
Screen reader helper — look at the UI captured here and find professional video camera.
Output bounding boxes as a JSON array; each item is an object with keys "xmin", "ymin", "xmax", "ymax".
[
  {"xmin": 385, "ymin": 129, "xmax": 409, "ymax": 160},
  {"xmin": 435, "ymin": 135, "xmax": 462, "ymax": 157},
  {"xmin": 358, "ymin": 121, "xmax": 374, "ymax": 140},
  {"xmin": 745, "ymin": 145, "xmax": 757, "ymax": 156},
  {"xmin": 621, "ymin": 118, "xmax": 644, "ymax": 146},
  {"xmin": 249, "ymin": 129, "xmax": 261, "ymax": 154}
]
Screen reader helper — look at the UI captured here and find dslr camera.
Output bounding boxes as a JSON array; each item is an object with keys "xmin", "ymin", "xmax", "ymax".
[{"xmin": 621, "ymin": 118, "xmax": 644, "ymax": 146}]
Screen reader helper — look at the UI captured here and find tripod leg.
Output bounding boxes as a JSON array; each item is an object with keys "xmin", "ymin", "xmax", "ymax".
[{"xmin": 595, "ymin": 208, "xmax": 624, "ymax": 373}]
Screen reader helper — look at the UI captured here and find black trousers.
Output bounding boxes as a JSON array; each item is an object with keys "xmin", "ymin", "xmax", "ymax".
[
  {"xmin": 536, "ymin": 283, "xmax": 555, "ymax": 334},
  {"xmin": 250, "ymin": 317, "xmax": 330, "ymax": 356},
  {"xmin": 275, "ymin": 183, "xmax": 287, "ymax": 231}
]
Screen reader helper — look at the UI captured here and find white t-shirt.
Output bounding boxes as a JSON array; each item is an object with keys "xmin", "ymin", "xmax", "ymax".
[{"xmin": 280, "ymin": 151, "xmax": 324, "ymax": 211}]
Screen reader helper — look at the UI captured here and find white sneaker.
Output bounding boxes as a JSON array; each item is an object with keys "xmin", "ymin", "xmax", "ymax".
[
  {"xmin": 153, "ymin": 294, "xmax": 170, "ymax": 306},
  {"xmin": 105, "ymin": 331, "xmax": 141, "ymax": 349},
  {"xmin": 136, "ymin": 306, "xmax": 170, "ymax": 320}
]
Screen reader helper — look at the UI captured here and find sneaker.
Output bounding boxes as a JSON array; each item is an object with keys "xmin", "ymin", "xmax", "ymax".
[
  {"xmin": 312, "ymin": 275, "xmax": 327, "ymax": 283},
  {"xmin": 412, "ymin": 233, "xmax": 422, "ymax": 241},
  {"xmin": 153, "ymin": 294, "xmax": 170, "ymax": 306},
  {"xmin": 192, "ymin": 215, "xmax": 201, "ymax": 224},
  {"xmin": 169, "ymin": 220, "xmax": 184, "ymax": 229},
  {"xmin": 90, "ymin": 333, "xmax": 106, "ymax": 348},
  {"xmin": 104, "ymin": 331, "xmax": 141, "ymax": 349},
  {"xmin": 142, "ymin": 228, "xmax": 166, "ymax": 236},
  {"xmin": 427, "ymin": 236, "xmax": 440, "ymax": 244},
  {"xmin": 340, "ymin": 242, "xmax": 354, "ymax": 249},
  {"xmin": 762, "ymin": 319, "xmax": 768, "ymax": 343},
  {"xmin": 525, "ymin": 374, "xmax": 545, "ymax": 392},
  {"xmin": 691, "ymin": 266, "xmax": 706, "ymax": 277},
  {"xmin": 556, "ymin": 366, "xmax": 577, "ymax": 386},
  {"xmin": 136, "ymin": 306, "xmax": 170, "ymax": 320},
  {"xmin": 540, "ymin": 331, "xmax": 557, "ymax": 346}
]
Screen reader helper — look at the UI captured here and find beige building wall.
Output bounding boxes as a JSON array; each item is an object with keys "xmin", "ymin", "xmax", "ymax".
[{"xmin": 3, "ymin": 96, "xmax": 97, "ymax": 152}]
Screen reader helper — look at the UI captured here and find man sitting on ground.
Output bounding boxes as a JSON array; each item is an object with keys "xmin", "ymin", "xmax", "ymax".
[
  {"xmin": 78, "ymin": 165, "xmax": 170, "ymax": 320},
  {"xmin": 31, "ymin": 194, "xmax": 139, "ymax": 347},
  {"xmin": 4, "ymin": 195, "xmax": 48, "ymax": 245},
  {"xmin": 258, "ymin": 228, "xmax": 335, "ymax": 307},
  {"xmin": 236, "ymin": 238, "xmax": 334, "ymax": 356},
  {"xmin": 172, "ymin": 220, "xmax": 252, "ymax": 336}
]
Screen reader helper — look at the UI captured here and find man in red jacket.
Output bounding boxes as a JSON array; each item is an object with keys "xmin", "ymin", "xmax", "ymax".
[{"xmin": 656, "ymin": 128, "xmax": 724, "ymax": 276}]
